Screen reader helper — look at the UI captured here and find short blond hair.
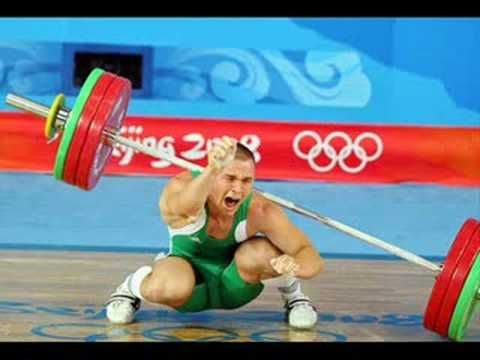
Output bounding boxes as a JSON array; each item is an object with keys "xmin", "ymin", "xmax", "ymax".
[{"xmin": 235, "ymin": 143, "xmax": 255, "ymax": 164}]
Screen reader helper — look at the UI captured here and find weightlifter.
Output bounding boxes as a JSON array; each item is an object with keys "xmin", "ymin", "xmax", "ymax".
[{"xmin": 105, "ymin": 136, "xmax": 325, "ymax": 328}]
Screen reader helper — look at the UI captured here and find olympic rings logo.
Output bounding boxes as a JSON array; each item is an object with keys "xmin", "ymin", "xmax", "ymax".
[{"xmin": 292, "ymin": 131, "xmax": 383, "ymax": 174}]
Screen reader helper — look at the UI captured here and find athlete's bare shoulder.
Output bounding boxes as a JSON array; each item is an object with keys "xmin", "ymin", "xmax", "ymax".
[
  {"xmin": 159, "ymin": 170, "xmax": 199, "ymax": 228},
  {"xmin": 247, "ymin": 191, "xmax": 281, "ymax": 233},
  {"xmin": 161, "ymin": 170, "xmax": 194, "ymax": 200}
]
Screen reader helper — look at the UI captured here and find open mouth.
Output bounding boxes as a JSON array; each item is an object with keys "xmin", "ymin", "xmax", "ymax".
[{"xmin": 224, "ymin": 196, "xmax": 240, "ymax": 209}]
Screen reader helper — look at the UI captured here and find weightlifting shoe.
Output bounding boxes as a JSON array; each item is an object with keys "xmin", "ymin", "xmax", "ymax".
[
  {"xmin": 105, "ymin": 275, "xmax": 141, "ymax": 325},
  {"xmin": 285, "ymin": 296, "xmax": 318, "ymax": 329}
]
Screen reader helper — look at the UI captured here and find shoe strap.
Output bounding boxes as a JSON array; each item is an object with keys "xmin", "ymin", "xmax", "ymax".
[
  {"xmin": 104, "ymin": 294, "xmax": 141, "ymax": 310},
  {"xmin": 284, "ymin": 297, "xmax": 317, "ymax": 312}
]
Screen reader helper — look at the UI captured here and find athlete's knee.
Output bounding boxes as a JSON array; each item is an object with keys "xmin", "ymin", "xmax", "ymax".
[
  {"xmin": 141, "ymin": 259, "xmax": 196, "ymax": 307},
  {"xmin": 234, "ymin": 237, "xmax": 281, "ymax": 282}
]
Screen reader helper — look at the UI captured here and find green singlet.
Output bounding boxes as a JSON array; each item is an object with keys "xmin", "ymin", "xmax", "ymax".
[{"xmin": 166, "ymin": 170, "xmax": 264, "ymax": 312}]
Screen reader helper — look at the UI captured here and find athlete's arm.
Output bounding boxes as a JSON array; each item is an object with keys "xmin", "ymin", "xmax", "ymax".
[
  {"xmin": 251, "ymin": 196, "xmax": 325, "ymax": 279},
  {"xmin": 159, "ymin": 137, "xmax": 237, "ymax": 227}
]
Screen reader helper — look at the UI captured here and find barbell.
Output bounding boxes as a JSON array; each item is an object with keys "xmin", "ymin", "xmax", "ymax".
[{"xmin": 5, "ymin": 68, "xmax": 480, "ymax": 341}]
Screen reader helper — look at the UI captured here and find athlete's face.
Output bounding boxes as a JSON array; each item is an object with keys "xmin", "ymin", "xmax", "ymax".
[{"xmin": 209, "ymin": 158, "xmax": 255, "ymax": 215}]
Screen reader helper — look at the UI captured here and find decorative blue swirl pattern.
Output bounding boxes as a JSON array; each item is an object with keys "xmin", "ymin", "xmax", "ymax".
[
  {"xmin": 155, "ymin": 48, "xmax": 271, "ymax": 104},
  {"xmin": 0, "ymin": 42, "xmax": 60, "ymax": 95},
  {"xmin": 154, "ymin": 47, "xmax": 371, "ymax": 107},
  {"xmin": 0, "ymin": 43, "xmax": 371, "ymax": 108}
]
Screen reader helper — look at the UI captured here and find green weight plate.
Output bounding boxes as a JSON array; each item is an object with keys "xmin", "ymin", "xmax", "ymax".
[
  {"xmin": 53, "ymin": 68, "xmax": 104, "ymax": 180},
  {"xmin": 448, "ymin": 253, "xmax": 480, "ymax": 341}
]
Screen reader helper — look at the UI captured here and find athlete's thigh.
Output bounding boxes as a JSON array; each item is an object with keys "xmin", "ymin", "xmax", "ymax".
[
  {"xmin": 219, "ymin": 257, "xmax": 264, "ymax": 310},
  {"xmin": 153, "ymin": 255, "xmax": 210, "ymax": 313},
  {"xmin": 151, "ymin": 255, "xmax": 196, "ymax": 283}
]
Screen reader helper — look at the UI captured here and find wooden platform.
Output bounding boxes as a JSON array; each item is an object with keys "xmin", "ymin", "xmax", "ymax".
[{"xmin": 0, "ymin": 250, "xmax": 478, "ymax": 342}]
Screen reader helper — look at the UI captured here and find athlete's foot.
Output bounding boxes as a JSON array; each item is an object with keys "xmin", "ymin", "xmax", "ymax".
[
  {"xmin": 105, "ymin": 276, "xmax": 141, "ymax": 325},
  {"xmin": 285, "ymin": 296, "xmax": 318, "ymax": 329}
]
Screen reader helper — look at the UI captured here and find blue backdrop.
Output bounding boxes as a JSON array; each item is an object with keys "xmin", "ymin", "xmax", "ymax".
[{"xmin": 0, "ymin": 18, "xmax": 478, "ymax": 125}]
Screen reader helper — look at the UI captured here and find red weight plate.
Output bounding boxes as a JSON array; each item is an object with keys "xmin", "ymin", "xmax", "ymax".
[
  {"xmin": 423, "ymin": 218, "xmax": 480, "ymax": 331},
  {"xmin": 63, "ymin": 73, "xmax": 117, "ymax": 185},
  {"xmin": 435, "ymin": 226, "xmax": 480, "ymax": 336},
  {"xmin": 76, "ymin": 76, "xmax": 131, "ymax": 190}
]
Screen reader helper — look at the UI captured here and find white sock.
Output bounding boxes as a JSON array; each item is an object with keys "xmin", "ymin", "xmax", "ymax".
[
  {"xmin": 277, "ymin": 276, "xmax": 305, "ymax": 302},
  {"xmin": 126, "ymin": 265, "xmax": 152, "ymax": 301}
]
